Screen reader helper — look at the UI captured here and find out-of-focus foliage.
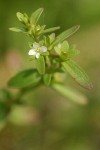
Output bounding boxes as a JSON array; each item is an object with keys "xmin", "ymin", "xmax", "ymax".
[{"xmin": 0, "ymin": 0, "xmax": 100, "ymax": 150}]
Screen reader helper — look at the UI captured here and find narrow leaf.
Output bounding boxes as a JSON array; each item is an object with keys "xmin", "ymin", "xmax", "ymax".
[
  {"xmin": 43, "ymin": 26, "xmax": 60, "ymax": 34},
  {"xmin": 16, "ymin": 12, "xmax": 24, "ymax": 22},
  {"xmin": 30, "ymin": 8, "xmax": 44, "ymax": 25},
  {"xmin": 61, "ymin": 41, "xmax": 69, "ymax": 52},
  {"xmin": 49, "ymin": 25, "xmax": 80, "ymax": 49},
  {"xmin": 49, "ymin": 33, "xmax": 55, "ymax": 44},
  {"xmin": 54, "ymin": 41, "xmax": 69, "ymax": 60},
  {"xmin": 8, "ymin": 69, "xmax": 41, "ymax": 89},
  {"xmin": 35, "ymin": 56, "xmax": 45, "ymax": 74},
  {"xmin": 9, "ymin": 27, "xmax": 26, "ymax": 33},
  {"xmin": 52, "ymin": 83, "xmax": 88, "ymax": 105},
  {"xmin": 62, "ymin": 60, "xmax": 93, "ymax": 89},
  {"xmin": 54, "ymin": 44, "xmax": 61, "ymax": 55}
]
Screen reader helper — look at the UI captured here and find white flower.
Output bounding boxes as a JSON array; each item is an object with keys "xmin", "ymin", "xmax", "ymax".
[{"xmin": 28, "ymin": 42, "xmax": 47, "ymax": 59}]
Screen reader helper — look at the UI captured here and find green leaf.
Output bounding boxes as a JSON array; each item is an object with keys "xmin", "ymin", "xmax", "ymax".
[
  {"xmin": 62, "ymin": 60, "xmax": 93, "ymax": 89},
  {"xmin": 54, "ymin": 44, "xmax": 61, "ymax": 55},
  {"xmin": 16, "ymin": 12, "xmax": 28, "ymax": 24},
  {"xmin": 49, "ymin": 25, "xmax": 80, "ymax": 49},
  {"xmin": 61, "ymin": 41, "xmax": 69, "ymax": 52},
  {"xmin": 43, "ymin": 36, "xmax": 50, "ymax": 47},
  {"xmin": 43, "ymin": 74, "xmax": 52, "ymax": 85},
  {"xmin": 67, "ymin": 49, "xmax": 80, "ymax": 58},
  {"xmin": 54, "ymin": 41, "xmax": 79, "ymax": 60},
  {"xmin": 35, "ymin": 56, "xmax": 45, "ymax": 75},
  {"xmin": 8, "ymin": 69, "xmax": 41, "ymax": 89},
  {"xmin": 49, "ymin": 33, "xmax": 55, "ymax": 44},
  {"xmin": 9, "ymin": 27, "xmax": 26, "ymax": 33},
  {"xmin": 30, "ymin": 8, "xmax": 44, "ymax": 25},
  {"xmin": 43, "ymin": 26, "xmax": 60, "ymax": 34},
  {"xmin": 52, "ymin": 83, "xmax": 88, "ymax": 104},
  {"xmin": 16, "ymin": 12, "xmax": 24, "ymax": 21},
  {"xmin": 54, "ymin": 41, "xmax": 69, "ymax": 56}
]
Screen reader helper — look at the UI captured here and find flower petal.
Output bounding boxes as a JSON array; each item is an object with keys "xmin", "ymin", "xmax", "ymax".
[
  {"xmin": 41, "ymin": 46, "xmax": 47, "ymax": 52},
  {"xmin": 33, "ymin": 42, "xmax": 39, "ymax": 49},
  {"xmin": 28, "ymin": 49, "xmax": 36, "ymax": 55},
  {"xmin": 36, "ymin": 53, "xmax": 40, "ymax": 59}
]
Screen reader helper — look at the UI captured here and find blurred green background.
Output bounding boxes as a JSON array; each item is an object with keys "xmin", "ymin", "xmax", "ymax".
[{"xmin": 0, "ymin": 0, "xmax": 100, "ymax": 150}]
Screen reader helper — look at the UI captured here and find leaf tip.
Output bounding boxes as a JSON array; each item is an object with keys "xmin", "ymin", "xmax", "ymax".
[
  {"xmin": 40, "ymin": 7, "xmax": 44, "ymax": 11},
  {"xmin": 75, "ymin": 25, "xmax": 80, "ymax": 31},
  {"xmin": 37, "ymin": 8, "xmax": 44, "ymax": 13},
  {"xmin": 80, "ymin": 82, "xmax": 93, "ymax": 90},
  {"xmin": 9, "ymin": 27, "xmax": 16, "ymax": 32},
  {"xmin": 9, "ymin": 28, "xmax": 12, "ymax": 31},
  {"xmin": 77, "ymin": 24, "xmax": 80, "ymax": 28},
  {"xmin": 16, "ymin": 12, "xmax": 21, "ymax": 17}
]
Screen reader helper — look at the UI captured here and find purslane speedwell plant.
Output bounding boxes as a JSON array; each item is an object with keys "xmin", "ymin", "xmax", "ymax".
[
  {"xmin": 8, "ymin": 8, "xmax": 93, "ymax": 100},
  {"xmin": 0, "ymin": 8, "xmax": 93, "ymax": 129}
]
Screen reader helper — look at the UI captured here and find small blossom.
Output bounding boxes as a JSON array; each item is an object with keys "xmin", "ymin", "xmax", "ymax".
[
  {"xmin": 41, "ymin": 46, "xmax": 47, "ymax": 52},
  {"xmin": 28, "ymin": 42, "xmax": 47, "ymax": 59},
  {"xmin": 28, "ymin": 49, "xmax": 36, "ymax": 55},
  {"xmin": 36, "ymin": 53, "xmax": 40, "ymax": 59}
]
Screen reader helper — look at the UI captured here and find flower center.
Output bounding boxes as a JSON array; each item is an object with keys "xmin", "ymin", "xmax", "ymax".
[{"xmin": 36, "ymin": 47, "xmax": 41, "ymax": 53}]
